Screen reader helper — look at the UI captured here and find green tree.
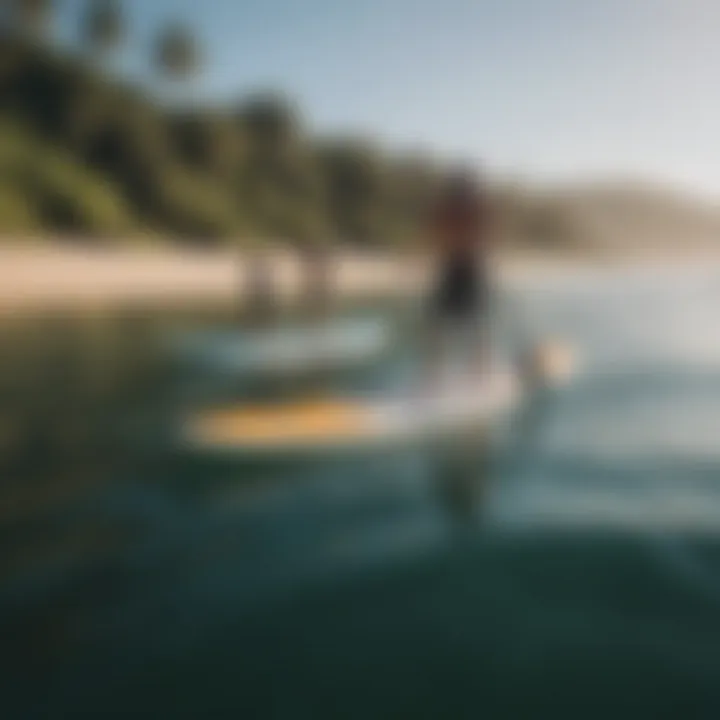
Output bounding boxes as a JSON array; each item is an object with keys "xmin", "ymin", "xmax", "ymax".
[
  {"xmin": 154, "ymin": 22, "xmax": 200, "ymax": 81},
  {"xmin": 7, "ymin": 0, "xmax": 53, "ymax": 37},
  {"xmin": 82, "ymin": 0, "xmax": 125, "ymax": 57},
  {"xmin": 238, "ymin": 92, "xmax": 301, "ymax": 155},
  {"xmin": 169, "ymin": 110, "xmax": 243, "ymax": 179},
  {"xmin": 317, "ymin": 140, "xmax": 391, "ymax": 244}
]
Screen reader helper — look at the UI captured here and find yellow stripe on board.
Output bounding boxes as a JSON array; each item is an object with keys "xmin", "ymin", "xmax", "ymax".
[{"xmin": 190, "ymin": 400, "xmax": 374, "ymax": 446}]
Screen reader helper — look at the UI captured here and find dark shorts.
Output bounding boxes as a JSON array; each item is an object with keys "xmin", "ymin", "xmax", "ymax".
[{"xmin": 431, "ymin": 258, "xmax": 489, "ymax": 321}]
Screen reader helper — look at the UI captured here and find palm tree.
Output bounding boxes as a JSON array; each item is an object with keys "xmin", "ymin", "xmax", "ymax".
[
  {"xmin": 82, "ymin": 0, "xmax": 125, "ymax": 57},
  {"xmin": 154, "ymin": 22, "xmax": 200, "ymax": 82},
  {"xmin": 7, "ymin": 0, "xmax": 53, "ymax": 37}
]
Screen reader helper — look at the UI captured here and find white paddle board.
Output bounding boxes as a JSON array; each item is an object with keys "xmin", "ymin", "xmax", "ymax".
[
  {"xmin": 172, "ymin": 318, "xmax": 391, "ymax": 375},
  {"xmin": 182, "ymin": 368, "xmax": 522, "ymax": 459}
]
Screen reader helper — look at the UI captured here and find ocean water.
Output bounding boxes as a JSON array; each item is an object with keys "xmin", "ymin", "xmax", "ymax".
[{"xmin": 4, "ymin": 264, "xmax": 720, "ymax": 719}]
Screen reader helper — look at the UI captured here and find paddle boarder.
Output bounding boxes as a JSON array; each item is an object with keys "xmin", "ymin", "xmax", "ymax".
[{"xmin": 426, "ymin": 165, "xmax": 494, "ymax": 383}]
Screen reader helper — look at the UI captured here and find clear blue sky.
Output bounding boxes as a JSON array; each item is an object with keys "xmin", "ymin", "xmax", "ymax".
[{"xmin": 58, "ymin": 0, "xmax": 720, "ymax": 195}]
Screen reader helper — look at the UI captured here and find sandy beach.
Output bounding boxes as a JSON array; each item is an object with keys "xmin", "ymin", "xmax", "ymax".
[
  {"xmin": 0, "ymin": 244, "xmax": 719, "ymax": 313},
  {"xmin": 0, "ymin": 246, "xmax": 422, "ymax": 312}
]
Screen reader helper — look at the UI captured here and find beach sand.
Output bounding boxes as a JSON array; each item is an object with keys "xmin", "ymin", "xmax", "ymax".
[
  {"xmin": 0, "ymin": 246, "xmax": 425, "ymax": 312},
  {"xmin": 0, "ymin": 244, "xmax": 718, "ymax": 312}
]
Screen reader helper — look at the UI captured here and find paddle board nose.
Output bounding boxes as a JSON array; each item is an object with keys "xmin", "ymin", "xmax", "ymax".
[{"xmin": 523, "ymin": 339, "xmax": 578, "ymax": 387}]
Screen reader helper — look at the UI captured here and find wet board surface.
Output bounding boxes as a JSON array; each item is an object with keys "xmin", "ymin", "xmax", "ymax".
[
  {"xmin": 183, "ymin": 368, "xmax": 522, "ymax": 457},
  {"xmin": 172, "ymin": 318, "xmax": 391, "ymax": 374}
]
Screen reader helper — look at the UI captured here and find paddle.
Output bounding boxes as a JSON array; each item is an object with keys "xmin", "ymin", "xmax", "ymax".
[{"xmin": 492, "ymin": 280, "xmax": 578, "ymax": 389}]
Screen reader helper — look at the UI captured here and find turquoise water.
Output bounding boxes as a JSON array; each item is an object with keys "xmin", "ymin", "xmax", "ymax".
[{"xmin": 5, "ymin": 266, "xmax": 720, "ymax": 718}]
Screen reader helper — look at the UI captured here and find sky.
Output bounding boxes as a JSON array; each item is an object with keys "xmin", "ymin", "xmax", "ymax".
[{"xmin": 58, "ymin": 0, "xmax": 720, "ymax": 196}]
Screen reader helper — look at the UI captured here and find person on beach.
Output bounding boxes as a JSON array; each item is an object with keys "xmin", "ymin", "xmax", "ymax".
[
  {"xmin": 245, "ymin": 246, "xmax": 276, "ymax": 324},
  {"xmin": 426, "ymin": 165, "xmax": 494, "ymax": 384},
  {"xmin": 300, "ymin": 242, "xmax": 332, "ymax": 316}
]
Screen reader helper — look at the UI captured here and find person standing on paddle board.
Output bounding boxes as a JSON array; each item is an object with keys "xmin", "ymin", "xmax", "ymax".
[{"xmin": 426, "ymin": 166, "xmax": 494, "ymax": 383}]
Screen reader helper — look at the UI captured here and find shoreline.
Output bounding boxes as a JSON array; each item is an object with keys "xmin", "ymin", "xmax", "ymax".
[
  {"xmin": 0, "ymin": 244, "xmax": 719, "ymax": 313},
  {"xmin": 0, "ymin": 246, "xmax": 424, "ymax": 313}
]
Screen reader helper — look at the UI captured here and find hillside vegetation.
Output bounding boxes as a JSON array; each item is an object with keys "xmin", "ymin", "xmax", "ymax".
[{"xmin": 1, "ymin": 1, "xmax": 718, "ymax": 251}]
